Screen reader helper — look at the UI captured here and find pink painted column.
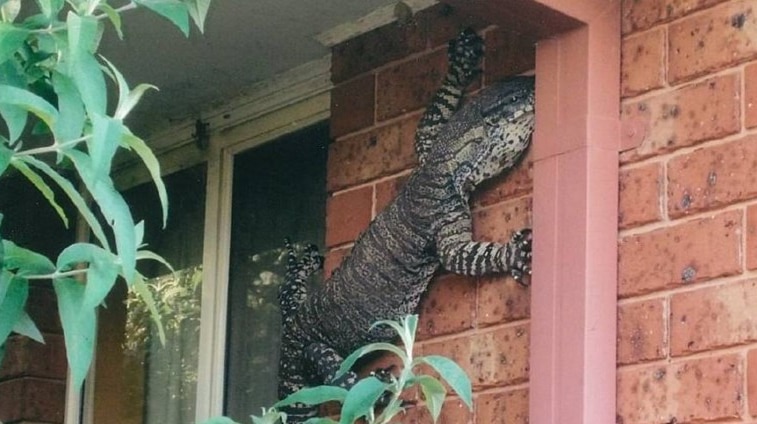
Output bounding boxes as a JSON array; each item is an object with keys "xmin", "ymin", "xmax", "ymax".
[{"xmin": 529, "ymin": 2, "xmax": 620, "ymax": 424}]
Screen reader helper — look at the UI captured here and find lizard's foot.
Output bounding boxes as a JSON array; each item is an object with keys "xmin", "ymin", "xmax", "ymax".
[
  {"xmin": 447, "ymin": 28, "xmax": 484, "ymax": 87},
  {"xmin": 506, "ymin": 228, "xmax": 532, "ymax": 287},
  {"xmin": 302, "ymin": 243, "xmax": 325, "ymax": 274}
]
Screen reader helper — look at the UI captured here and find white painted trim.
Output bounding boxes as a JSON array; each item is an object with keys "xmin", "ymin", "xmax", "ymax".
[
  {"xmin": 315, "ymin": 0, "xmax": 439, "ymax": 47},
  {"xmin": 113, "ymin": 55, "xmax": 333, "ymax": 189}
]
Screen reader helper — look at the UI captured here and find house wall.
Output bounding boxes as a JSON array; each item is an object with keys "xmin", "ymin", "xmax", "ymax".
[
  {"xmin": 326, "ymin": 5, "xmax": 535, "ymax": 422},
  {"xmin": 617, "ymin": 0, "xmax": 757, "ymax": 422}
]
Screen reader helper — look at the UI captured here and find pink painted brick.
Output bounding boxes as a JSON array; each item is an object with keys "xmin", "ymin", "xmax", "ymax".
[
  {"xmin": 671, "ymin": 279, "xmax": 757, "ymax": 356},
  {"xmin": 618, "ymin": 354, "xmax": 743, "ymax": 423},
  {"xmin": 668, "ymin": 135, "xmax": 757, "ymax": 218},
  {"xmin": 618, "ymin": 210, "xmax": 742, "ymax": 297},
  {"xmin": 619, "ymin": 73, "xmax": 740, "ymax": 163},
  {"xmin": 617, "ymin": 298, "xmax": 666, "ymax": 365}
]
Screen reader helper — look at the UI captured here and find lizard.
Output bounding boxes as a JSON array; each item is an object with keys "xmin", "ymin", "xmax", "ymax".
[{"xmin": 277, "ymin": 28, "xmax": 535, "ymax": 422}]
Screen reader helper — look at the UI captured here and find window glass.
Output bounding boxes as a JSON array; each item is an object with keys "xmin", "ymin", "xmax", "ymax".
[
  {"xmin": 224, "ymin": 123, "xmax": 328, "ymax": 421},
  {"xmin": 90, "ymin": 164, "xmax": 206, "ymax": 424}
]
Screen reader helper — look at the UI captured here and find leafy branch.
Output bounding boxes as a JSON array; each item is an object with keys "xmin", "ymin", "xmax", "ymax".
[
  {"xmin": 204, "ymin": 315, "xmax": 473, "ymax": 424},
  {"xmin": 0, "ymin": 0, "xmax": 212, "ymax": 390}
]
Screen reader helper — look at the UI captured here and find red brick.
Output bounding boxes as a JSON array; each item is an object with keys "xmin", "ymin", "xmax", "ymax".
[
  {"xmin": 324, "ymin": 246, "xmax": 351, "ymax": 278},
  {"xmin": 668, "ymin": 136, "xmax": 757, "ymax": 217},
  {"xmin": 621, "ymin": 0, "xmax": 730, "ymax": 34},
  {"xmin": 618, "ymin": 210, "xmax": 741, "ymax": 297},
  {"xmin": 477, "ymin": 274, "xmax": 530, "ymax": 327},
  {"xmin": 330, "ymin": 74, "xmax": 375, "ymax": 138},
  {"xmin": 0, "ymin": 334, "xmax": 66, "ymax": 380},
  {"xmin": 472, "ymin": 197, "xmax": 532, "ymax": 243},
  {"xmin": 621, "ymin": 28, "xmax": 666, "ymax": 97},
  {"xmin": 748, "ymin": 348, "xmax": 757, "ymax": 416},
  {"xmin": 327, "ymin": 115, "xmax": 420, "ymax": 191},
  {"xmin": 748, "ymin": 204, "xmax": 757, "ymax": 270},
  {"xmin": 325, "ymin": 186, "xmax": 373, "ymax": 247},
  {"xmin": 0, "ymin": 377, "xmax": 66, "ymax": 423},
  {"xmin": 472, "ymin": 150, "xmax": 533, "ymax": 209},
  {"xmin": 669, "ymin": 0, "xmax": 757, "ymax": 83},
  {"xmin": 619, "ymin": 73, "xmax": 740, "ymax": 163},
  {"xmin": 401, "ymin": 397, "xmax": 473, "ymax": 424},
  {"xmin": 416, "ymin": 3, "xmax": 489, "ymax": 49},
  {"xmin": 746, "ymin": 63, "xmax": 757, "ymax": 128},
  {"xmin": 475, "ymin": 388, "xmax": 528, "ymax": 424},
  {"xmin": 417, "ymin": 274, "xmax": 475, "ymax": 340},
  {"xmin": 483, "ymin": 29, "xmax": 536, "ymax": 85},
  {"xmin": 421, "ymin": 326, "xmax": 529, "ymax": 390},
  {"xmin": 468, "ymin": 324, "xmax": 529, "ymax": 389},
  {"xmin": 618, "ymin": 163, "xmax": 663, "ymax": 229},
  {"xmin": 617, "ymin": 298, "xmax": 666, "ymax": 365},
  {"xmin": 374, "ymin": 173, "xmax": 410, "ymax": 215},
  {"xmin": 670, "ymin": 279, "xmax": 757, "ymax": 356},
  {"xmin": 376, "ymin": 49, "xmax": 448, "ymax": 121},
  {"xmin": 617, "ymin": 354, "xmax": 743, "ymax": 423},
  {"xmin": 331, "ymin": 22, "xmax": 426, "ymax": 83}
]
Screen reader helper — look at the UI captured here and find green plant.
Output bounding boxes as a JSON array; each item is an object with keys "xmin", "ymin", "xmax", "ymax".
[
  {"xmin": 205, "ymin": 314, "xmax": 472, "ymax": 424},
  {"xmin": 0, "ymin": 0, "xmax": 211, "ymax": 390}
]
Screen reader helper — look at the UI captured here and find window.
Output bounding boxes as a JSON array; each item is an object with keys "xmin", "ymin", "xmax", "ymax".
[
  {"xmin": 88, "ymin": 165, "xmax": 207, "ymax": 424},
  {"xmin": 223, "ymin": 123, "xmax": 328, "ymax": 422}
]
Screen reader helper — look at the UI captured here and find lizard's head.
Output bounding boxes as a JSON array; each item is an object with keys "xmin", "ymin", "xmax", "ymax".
[{"xmin": 443, "ymin": 76, "xmax": 535, "ymax": 192}]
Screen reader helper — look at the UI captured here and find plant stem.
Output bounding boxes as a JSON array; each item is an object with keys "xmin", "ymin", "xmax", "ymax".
[
  {"xmin": 25, "ymin": 267, "xmax": 88, "ymax": 280},
  {"xmin": 15, "ymin": 136, "xmax": 90, "ymax": 157}
]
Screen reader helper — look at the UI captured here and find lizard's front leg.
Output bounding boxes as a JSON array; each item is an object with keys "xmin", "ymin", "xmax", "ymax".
[{"xmin": 437, "ymin": 213, "xmax": 532, "ymax": 284}]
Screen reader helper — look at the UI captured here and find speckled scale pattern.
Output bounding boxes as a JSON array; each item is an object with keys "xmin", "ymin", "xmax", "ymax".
[{"xmin": 276, "ymin": 29, "xmax": 536, "ymax": 422}]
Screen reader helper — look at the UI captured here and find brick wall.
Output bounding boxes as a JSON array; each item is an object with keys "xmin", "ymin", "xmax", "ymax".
[
  {"xmin": 0, "ymin": 286, "xmax": 67, "ymax": 423},
  {"xmin": 327, "ymin": 5, "xmax": 535, "ymax": 422},
  {"xmin": 618, "ymin": 0, "xmax": 757, "ymax": 422}
]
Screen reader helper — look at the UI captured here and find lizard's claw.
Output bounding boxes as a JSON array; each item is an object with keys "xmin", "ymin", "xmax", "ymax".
[{"xmin": 507, "ymin": 228, "xmax": 532, "ymax": 287}]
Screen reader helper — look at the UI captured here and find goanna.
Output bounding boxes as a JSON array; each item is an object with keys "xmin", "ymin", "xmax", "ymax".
[{"xmin": 277, "ymin": 28, "xmax": 535, "ymax": 422}]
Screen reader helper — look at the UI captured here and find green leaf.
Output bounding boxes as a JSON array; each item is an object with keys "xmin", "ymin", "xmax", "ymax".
[
  {"xmin": 2, "ymin": 240, "xmax": 56, "ymax": 276},
  {"xmin": 339, "ymin": 376, "xmax": 387, "ymax": 424},
  {"xmin": 416, "ymin": 356, "xmax": 472, "ymax": 408},
  {"xmin": 52, "ymin": 72, "xmax": 86, "ymax": 150},
  {"xmin": 135, "ymin": 0, "xmax": 189, "ymax": 36},
  {"xmin": 275, "ymin": 385, "xmax": 348, "ymax": 408},
  {"xmin": 183, "ymin": 0, "xmax": 211, "ymax": 32},
  {"xmin": 200, "ymin": 417, "xmax": 240, "ymax": 424},
  {"xmin": 0, "ymin": 23, "xmax": 26, "ymax": 63},
  {"xmin": 10, "ymin": 158, "xmax": 69, "ymax": 228},
  {"xmin": 303, "ymin": 419, "xmax": 338, "ymax": 424},
  {"xmin": 0, "ymin": 142, "xmax": 11, "ymax": 175},
  {"xmin": 0, "ymin": 84, "xmax": 59, "ymax": 131},
  {"xmin": 136, "ymin": 249, "xmax": 174, "ymax": 274},
  {"xmin": 54, "ymin": 277, "xmax": 96, "ymax": 389},
  {"xmin": 132, "ymin": 273, "xmax": 165, "ymax": 343},
  {"xmin": 35, "ymin": 0, "xmax": 65, "ymax": 21},
  {"xmin": 122, "ymin": 131, "xmax": 168, "ymax": 227},
  {"xmin": 57, "ymin": 243, "xmax": 119, "ymax": 310},
  {"xmin": 88, "ymin": 113, "xmax": 123, "ymax": 178},
  {"xmin": 12, "ymin": 310, "xmax": 44, "ymax": 343},
  {"xmin": 65, "ymin": 12, "xmax": 106, "ymax": 116},
  {"xmin": 416, "ymin": 375, "xmax": 446, "ymax": 422},
  {"xmin": 0, "ymin": 0, "xmax": 19, "ymax": 23},
  {"xmin": 336, "ymin": 342, "xmax": 405, "ymax": 380},
  {"xmin": 0, "ymin": 274, "xmax": 27, "ymax": 343},
  {"xmin": 96, "ymin": 3, "xmax": 123, "ymax": 39},
  {"xmin": 16, "ymin": 155, "xmax": 110, "ymax": 250},
  {"xmin": 66, "ymin": 150, "xmax": 136, "ymax": 282},
  {"xmin": 0, "ymin": 59, "xmax": 27, "ymax": 143},
  {"xmin": 102, "ymin": 56, "xmax": 158, "ymax": 121}
]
